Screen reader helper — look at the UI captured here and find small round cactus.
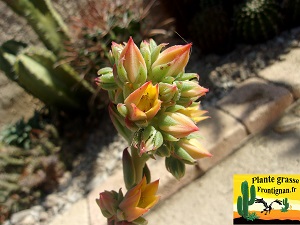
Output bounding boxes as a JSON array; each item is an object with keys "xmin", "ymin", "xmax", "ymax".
[{"xmin": 234, "ymin": 0, "xmax": 283, "ymax": 43}]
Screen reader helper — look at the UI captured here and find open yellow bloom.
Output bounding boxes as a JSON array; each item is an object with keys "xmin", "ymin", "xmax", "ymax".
[
  {"xmin": 119, "ymin": 176, "xmax": 160, "ymax": 222},
  {"xmin": 121, "ymin": 81, "xmax": 162, "ymax": 122}
]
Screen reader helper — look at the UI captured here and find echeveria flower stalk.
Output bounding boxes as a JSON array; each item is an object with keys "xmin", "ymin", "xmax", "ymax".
[{"xmin": 96, "ymin": 37, "xmax": 211, "ymax": 224}]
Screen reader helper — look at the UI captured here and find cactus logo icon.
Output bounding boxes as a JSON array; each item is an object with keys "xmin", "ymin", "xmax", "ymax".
[{"xmin": 233, "ymin": 174, "xmax": 300, "ymax": 224}]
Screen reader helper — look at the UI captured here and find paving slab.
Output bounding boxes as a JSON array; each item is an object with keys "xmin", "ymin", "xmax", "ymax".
[
  {"xmin": 146, "ymin": 101, "xmax": 300, "ymax": 225},
  {"xmin": 150, "ymin": 159, "xmax": 204, "ymax": 201},
  {"xmin": 196, "ymin": 107, "xmax": 248, "ymax": 171},
  {"xmin": 217, "ymin": 77, "xmax": 293, "ymax": 134},
  {"xmin": 49, "ymin": 199, "xmax": 89, "ymax": 225},
  {"xmin": 258, "ymin": 48, "xmax": 300, "ymax": 99}
]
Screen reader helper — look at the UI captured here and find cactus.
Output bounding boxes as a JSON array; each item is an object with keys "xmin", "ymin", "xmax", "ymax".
[
  {"xmin": 282, "ymin": 0, "xmax": 300, "ymax": 28},
  {"xmin": 0, "ymin": 40, "xmax": 95, "ymax": 111},
  {"xmin": 237, "ymin": 180, "xmax": 256, "ymax": 219},
  {"xmin": 64, "ymin": 0, "xmax": 167, "ymax": 82},
  {"xmin": 234, "ymin": 0, "xmax": 283, "ymax": 43},
  {"xmin": 1, "ymin": 0, "xmax": 70, "ymax": 55},
  {"xmin": 281, "ymin": 198, "xmax": 289, "ymax": 212},
  {"xmin": 188, "ymin": 6, "xmax": 232, "ymax": 54},
  {"xmin": 0, "ymin": 40, "xmax": 27, "ymax": 80}
]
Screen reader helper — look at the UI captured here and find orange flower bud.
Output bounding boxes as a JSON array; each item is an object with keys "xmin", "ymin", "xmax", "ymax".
[
  {"xmin": 159, "ymin": 112, "xmax": 199, "ymax": 138},
  {"xmin": 151, "ymin": 43, "xmax": 192, "ymax": 81},
  {"xmin": 178, "ymin": 138, "xmax": 212, "ymax": 159},
  {"xmin": 117, "ymin": 37, "xmax": 147, "ymax": 85}
]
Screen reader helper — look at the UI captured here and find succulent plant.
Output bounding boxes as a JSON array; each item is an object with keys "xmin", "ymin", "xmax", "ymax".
[
  {"xmin": 188, "ymin": 5, "xmax": 232, "ymax": 54},
  {"xmin": 0, "ymin": 119, "xmax": 33, "ymax": 150},
  {"xmin": 0, "ymin": 40, "xmax": 96, "ymax": 112},
  {"xmin": 0, "ymin": 120, "xmax": 63, "ymax": 223},
  {"xmin": 234, "ymin": 0, "xmax": 283, "ymax": 43},
  {"xmin": 63, "ymin": 0, "xmax": 172, "ymax": 84},
  {"xmin": 1, "ymin": 0, "xmax": 70, "ymax": 55}
]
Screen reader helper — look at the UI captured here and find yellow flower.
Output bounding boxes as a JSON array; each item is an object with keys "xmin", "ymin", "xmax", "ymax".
[
  {"xmin": 177, "ymin": 102, "xmax": 209, "ymax": 123},
  {"xmin": 119, "ymin": 177, "xmax": 160, "ymax": 222},
  {"xmin": 119, "ymin": 81, "xmax": 162, "ymax": 122},
  {"xmin": 178, "ymin": 138, "xmax": 212, "ymax": 159}
]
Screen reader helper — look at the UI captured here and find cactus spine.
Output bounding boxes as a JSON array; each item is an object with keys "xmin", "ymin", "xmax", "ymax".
[
  {"xmin": 237, "ymin": 180, "xmax": 256, "ymax": 219},
  {"xmin": 1, "ymin": 0, "xmax": 70, "ymax": 55},
  {"xmin": 281, "ymin": 198, "xmax": 289, "ymax": 212}
]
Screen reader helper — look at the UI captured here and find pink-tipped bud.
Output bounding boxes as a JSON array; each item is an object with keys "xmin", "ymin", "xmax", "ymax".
[
  {"xmin": 151, "ymin": 43, "xmax": 192, "ymax": 81},
  {"xmin": 159, "ymin": 112, "xmax": 199, "ymax": 138},
  {"xmin": 178, "ymin": 138, "xmax": 212, "ymax": 159},
  {"xmin": 117, "ymin": 37, "xmax": 147, "ymax": 85},
  {"xmin": 96, "ymin": 191, "xmax": 118, "ymax": 219}
]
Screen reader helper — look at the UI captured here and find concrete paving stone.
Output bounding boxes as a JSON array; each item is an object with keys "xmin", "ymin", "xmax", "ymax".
[
  {"xmin": 150, "ymin": 158, "xmax": 205, "ymax": 201},
  {"xmin": 49, "ymin": 198, "xmax": 89, "ymax": 225},
  {"xmin": 258, "ymin": 48, "xmax": 300, "ymax": 99},
  {"xmin": 146, "ymin": 117, "xmax": 300, "ymax": 225},
  {"xmin": 196, "ymin": 107, "xmax": 248, "ymax": 172},
  {"xmin": 273, "ymin": 98, "xmax": 300, "ymax": 133},
  {"xmin": 217, "ymin": 77, "xmax": 293, "ymax": 134}
]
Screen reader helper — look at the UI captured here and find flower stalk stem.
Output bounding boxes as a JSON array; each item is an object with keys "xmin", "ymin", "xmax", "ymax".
[{"xmin": 130, "ymin": 146, "xmax": 149, "ymax": 185}]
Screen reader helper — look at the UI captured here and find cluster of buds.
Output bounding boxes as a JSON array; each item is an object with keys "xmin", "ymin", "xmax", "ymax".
[
  {"xmin": 96, "ymin": 37, "xmax": 211, "ymax": 224},
  {"xmin": 96, "ymin": 176, "xmax": 160, "ymax": 225}
]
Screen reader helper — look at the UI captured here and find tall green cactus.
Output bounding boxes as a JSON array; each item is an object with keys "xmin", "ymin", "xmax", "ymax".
[
  {"xmin": 237, "ymin": 180, "xmax": 256, "ymax": 219},
  {"xmin": 1, "ymin": 0, "xmax": 70, "ymax": 55},
  {"xmin": 281, "ymin": 198, "xmax": 289, "ymax": 212},
  {"xmin": 0, "ymin": 40, "xmax": 95, "ymax": 111}
]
